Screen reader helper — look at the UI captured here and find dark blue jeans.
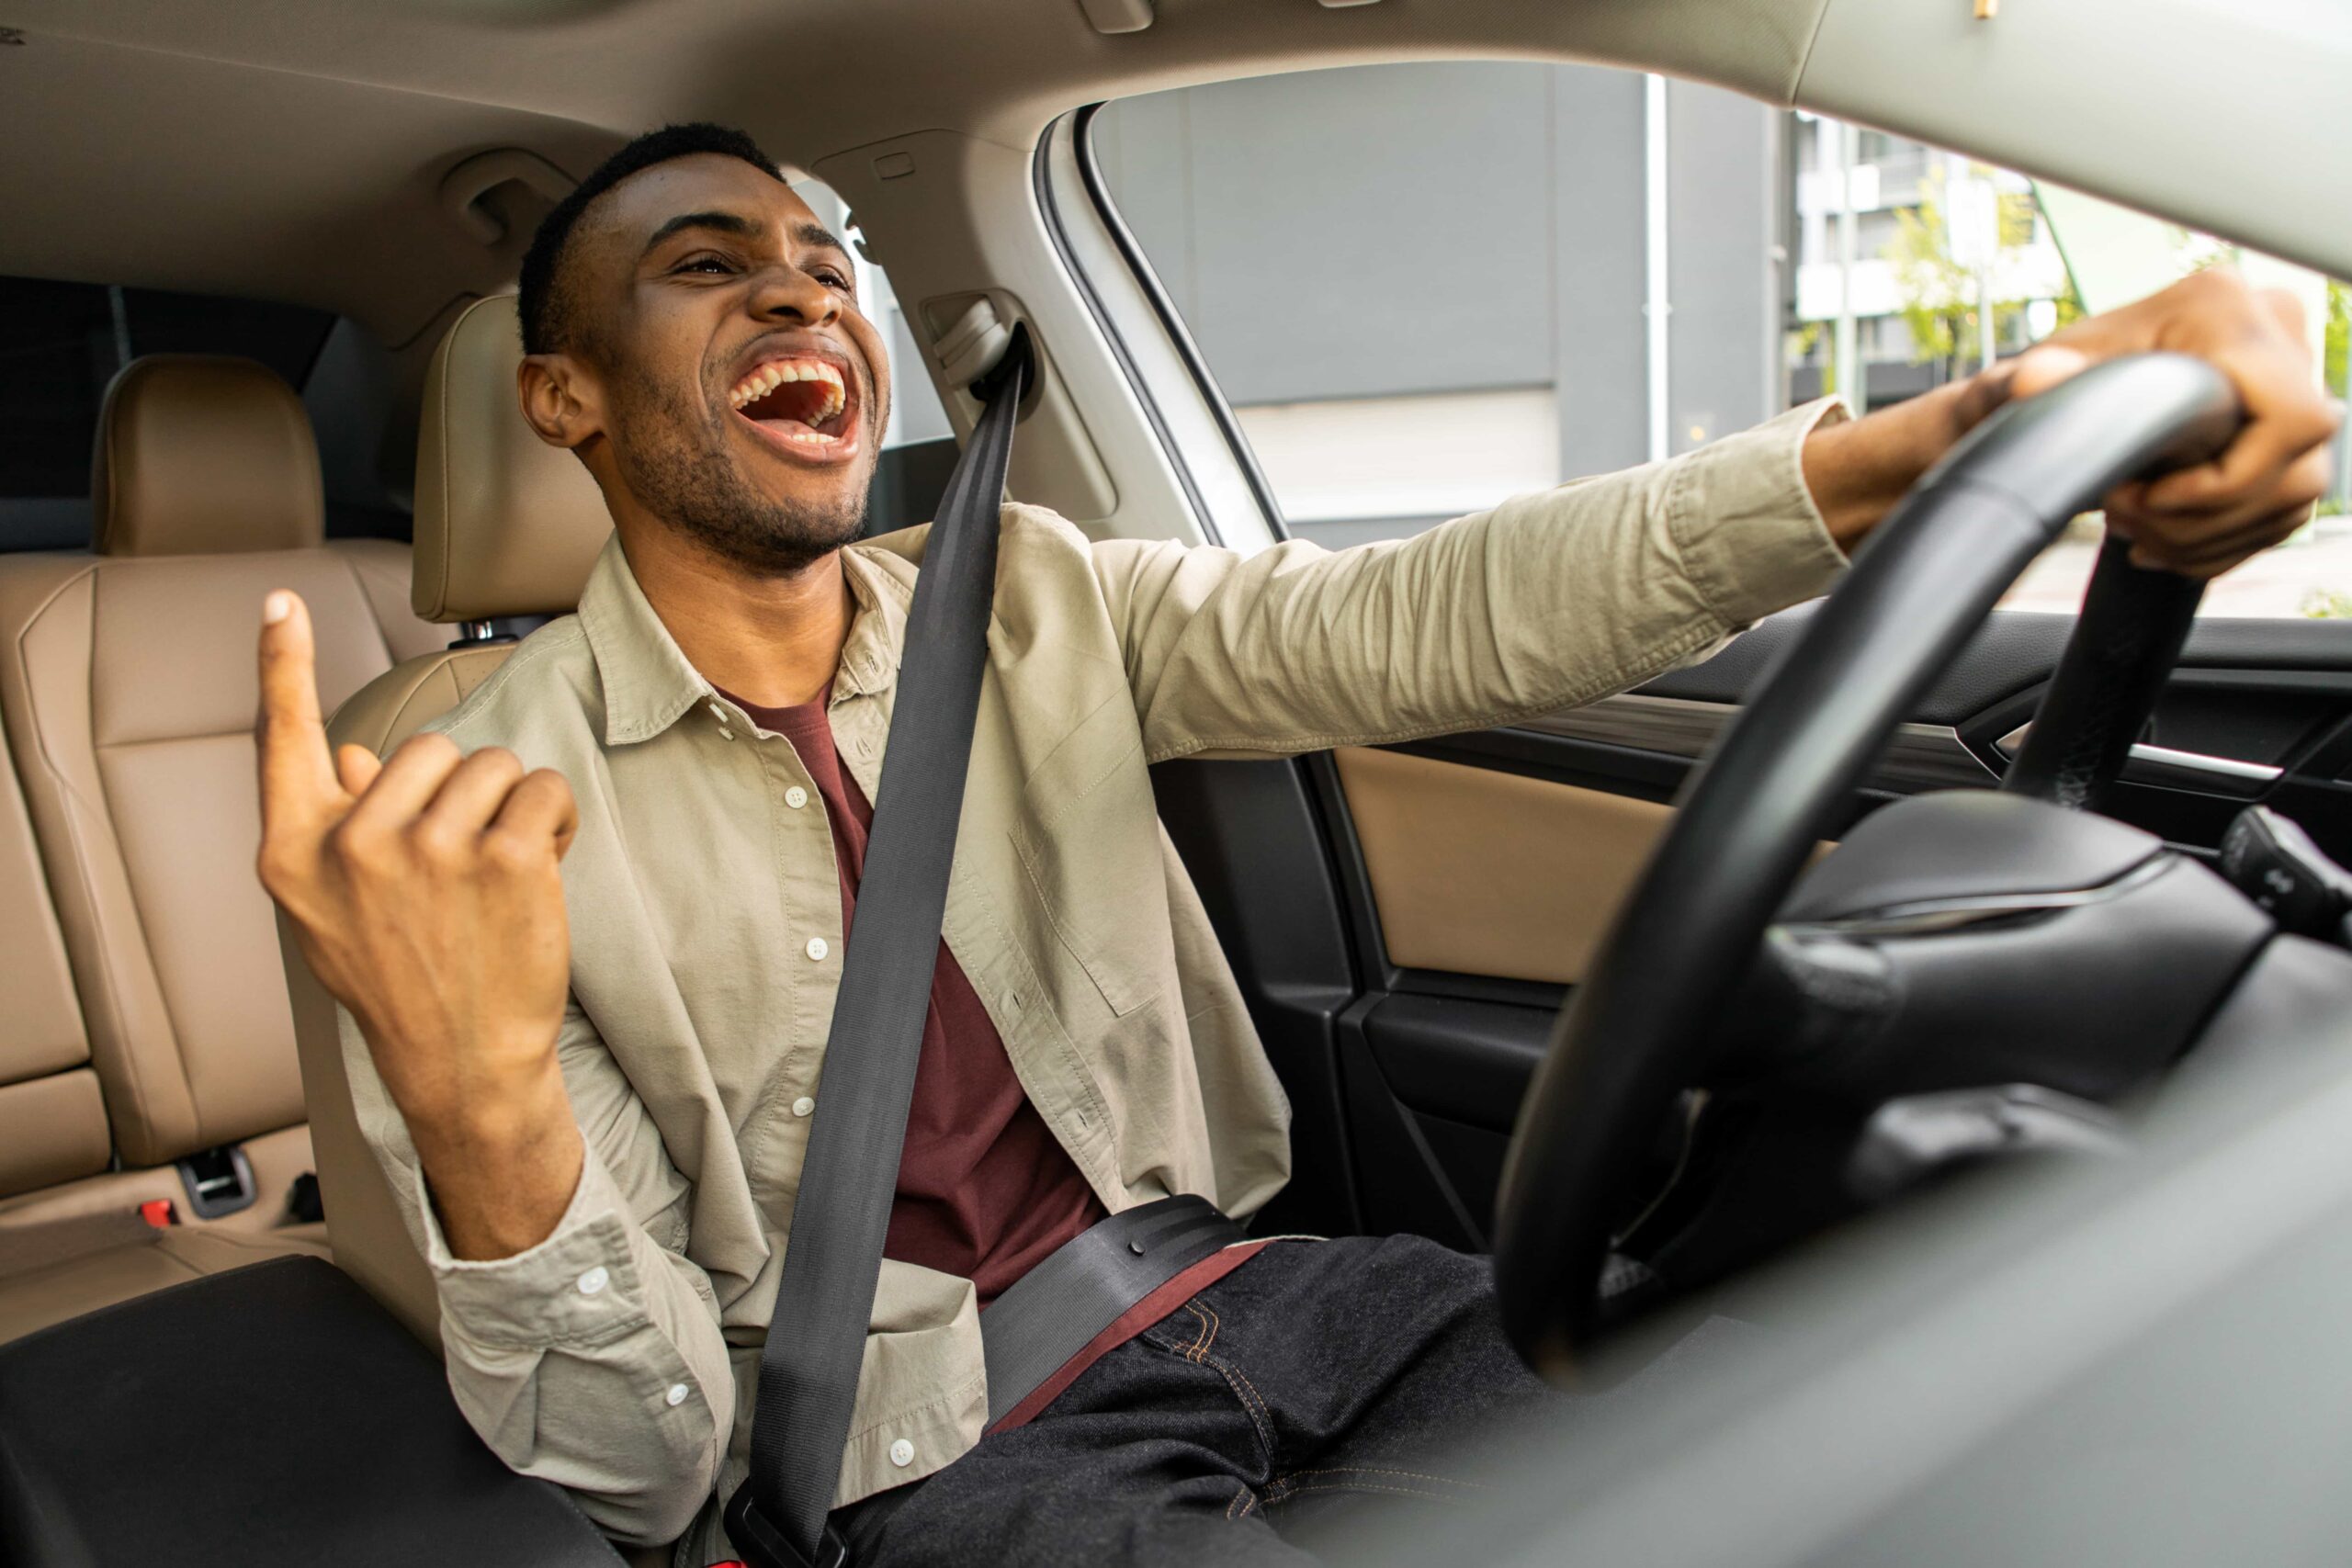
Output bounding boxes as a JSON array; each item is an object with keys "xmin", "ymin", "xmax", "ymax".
[{"xmin": 839, "ymin": 1234, "xmax": 1552, "ymax": 1567}]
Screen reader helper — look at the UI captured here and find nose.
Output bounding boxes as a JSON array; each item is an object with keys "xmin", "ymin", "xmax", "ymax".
[{"xmin": 747, "ymin": 264, "xmax": 841, "ymax": 328}]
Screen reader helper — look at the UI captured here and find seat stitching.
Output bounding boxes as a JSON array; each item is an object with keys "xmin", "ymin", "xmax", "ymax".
[
  {"xmin": 327, "ymin": 550, "xmax": 395, "ymax": 668},
  {"xmin": 8, "ymin": 562, "xmax": 185, "ymax": 1152},
  {"xmin": 93, "ymin": 728, "xmax": 295, "ymax": 750}
]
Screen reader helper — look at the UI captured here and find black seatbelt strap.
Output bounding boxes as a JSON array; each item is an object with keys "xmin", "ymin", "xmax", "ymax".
[
  {"xmin": 979, "ymin": 1195, "xmax": 1246, "ymax": 1427},
  {"xmin": 726, "ymin": 326, "xmax": 1033, "ymax": 1568}
]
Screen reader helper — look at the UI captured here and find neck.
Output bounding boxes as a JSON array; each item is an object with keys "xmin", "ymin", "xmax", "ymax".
[{"xmin": 615, "ymin": 517, "xmax": 854, "ymax": 709}]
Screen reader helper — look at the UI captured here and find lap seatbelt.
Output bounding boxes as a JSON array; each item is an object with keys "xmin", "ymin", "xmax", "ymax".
[{"xmin": 724, "ymin": 325, "xmax": 1033, "ymax": 1568}]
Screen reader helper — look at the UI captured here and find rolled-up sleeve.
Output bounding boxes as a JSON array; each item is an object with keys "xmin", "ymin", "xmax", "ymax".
[
  {"xmin": 339, "ymin": 1003, "xmax": 735, "ymax": 1547},
  {"xmin": 1091, "ymin": 399, "xmax": 1850, "ymax": 761}
]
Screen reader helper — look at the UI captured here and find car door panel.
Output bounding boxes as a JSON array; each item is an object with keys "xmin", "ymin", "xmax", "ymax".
[
  {"xmin": 1156, "ymin": 605, "xmax": 2352, "ymax": 1247},
  {"xmin": 1331, "ymin": 746, "xmax": 1676, "ymax": 987}
]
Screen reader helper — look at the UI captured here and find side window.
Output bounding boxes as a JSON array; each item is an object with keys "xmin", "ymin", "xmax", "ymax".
[
  {"xmin": 0, "ymin": 278, "xmax": 334, "ymax": 550},
  {"xmin": 1089, "ymin": 66, "xmax": 2348, "ymax": 615},
  {"xmin": 1789, "ymin": 114, "xmax": 2349, "ymax": 619}
]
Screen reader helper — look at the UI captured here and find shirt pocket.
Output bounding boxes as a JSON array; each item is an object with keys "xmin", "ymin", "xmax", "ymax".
[{"xmin": 1009, "ymin": 690, "xmax": 1168, "ymax": 1018}]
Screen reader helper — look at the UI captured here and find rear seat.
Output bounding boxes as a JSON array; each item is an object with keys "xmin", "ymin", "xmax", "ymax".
[{"xmin": 0, "ymin": 354, "xmax": 441, "ymax": 1342}]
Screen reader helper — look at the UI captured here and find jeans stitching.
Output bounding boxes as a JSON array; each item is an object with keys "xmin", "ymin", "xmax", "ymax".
[
  {"xmin": 1261, "ymin": 1480, "xmax": 1463, "ymax": 1507},
  {"xmin": 1227, "ymin": 1485, "xmax": 1257, "ymax": 1522},
  {"xmin": 1278, "ymin": 1464, "xmax": 1493, "ymax": 1491},
  {"xmin": 1199, "ymin": 1348, "xmax": 1277, "ymax": 1473},
  {"xmin": 1222, "ymin": 1360, "xmax": 1274, "ymax": 1429},
  {"xmin": 1193, "ymin": 1302, "xmax": 1221, "ymax": 1363},
  {"xmin": 1182, "ymin": 1303, "xmax": 1212, "ymax": 1360}
]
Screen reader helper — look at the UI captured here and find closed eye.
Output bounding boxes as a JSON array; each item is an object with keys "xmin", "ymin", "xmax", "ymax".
[{"xmin": 674, "ymin": 254, "xmax": 738, "ymax": 276}]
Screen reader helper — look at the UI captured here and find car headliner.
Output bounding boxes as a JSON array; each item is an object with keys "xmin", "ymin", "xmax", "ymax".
[{"xmin": 0, "ymin": 0, "xmax": 2344, "ymax": 352}]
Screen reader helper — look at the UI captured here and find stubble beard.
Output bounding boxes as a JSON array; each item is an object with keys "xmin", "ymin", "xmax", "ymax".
[{"xmin": 613, "ymin": 365, "xmax": 872, "ymax": 576}]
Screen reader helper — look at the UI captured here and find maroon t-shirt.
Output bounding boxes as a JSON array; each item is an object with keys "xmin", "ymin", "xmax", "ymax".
[{"xmin": 723, "ymin": 686, "xmax": 1105, "ymax": 1305}]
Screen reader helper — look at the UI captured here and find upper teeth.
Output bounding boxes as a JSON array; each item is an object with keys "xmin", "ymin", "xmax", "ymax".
[{"xmin": 729, "ymin": 358, "xmax": 847, "ymax": 423}]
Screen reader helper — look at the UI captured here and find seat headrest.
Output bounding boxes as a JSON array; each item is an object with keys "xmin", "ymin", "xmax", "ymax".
[
  {"xmin": 92, "ymin": 355, "xmax": 324, "ymax": 558},
  {"xmin": 412, "ymin": 295, "xmax": 611, "ymax": 623}
]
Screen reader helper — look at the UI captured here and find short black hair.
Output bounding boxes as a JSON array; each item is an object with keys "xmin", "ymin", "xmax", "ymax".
[{"xmin": 518, "ymin": 122, "xmax": 786, "ymax": 355}]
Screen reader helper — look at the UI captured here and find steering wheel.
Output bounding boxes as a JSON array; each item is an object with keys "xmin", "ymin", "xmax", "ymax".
[{"xmin": 1492, "ymin": 354, "xmax": 2244, "ymax": 1377}]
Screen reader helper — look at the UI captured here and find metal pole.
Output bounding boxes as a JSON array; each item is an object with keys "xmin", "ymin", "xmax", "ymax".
[
  {"xmin": 1645, "ymin": 73, "xmax": 1670, "ymax": 462},
  {"xmin": 1832, "ymin": 120, "xmax": 1862, "ymax": 414},
  {"xmin": 1983, "ymin": 265, "xmax": 1999, "ymax": 373}
]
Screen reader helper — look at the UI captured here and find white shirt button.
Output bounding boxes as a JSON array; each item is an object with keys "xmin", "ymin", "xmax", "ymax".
[
  {"xmin": 888, "ymin": 1438, "xmax": 914, "ymax": 1468},
  {"xmin": 665, "ymin": 1382, "xmax": 691, "ymax": 1407},
  {"xmin": 785, "ymin": 785, "xmax": 809, "ymax": 809},
  {"xmin": 793, "ymin": 1096, "xmax": 816, "ymax": 1118},
  {"xmin": 576, "ymin": 1266, "xmax": 610, "ymax": 1296},
  {"xmin": 805, "ymin": 936, "xmax": 830, "ymax": 962}
]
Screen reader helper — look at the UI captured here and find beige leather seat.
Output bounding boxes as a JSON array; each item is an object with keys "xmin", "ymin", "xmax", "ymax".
[
  {"xmin": 283, "ymin": 295, "xmax": 610, "ymax": 1338},
  {"xmin": 0, "ymin": 355, "xmax": 445, "ymax": 1342}
]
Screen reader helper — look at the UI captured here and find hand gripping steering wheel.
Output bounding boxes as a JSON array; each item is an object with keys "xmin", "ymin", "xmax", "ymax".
[{"xmin": 1492, "ymin": 355, "xmax": 2241, "ymax": 1376}]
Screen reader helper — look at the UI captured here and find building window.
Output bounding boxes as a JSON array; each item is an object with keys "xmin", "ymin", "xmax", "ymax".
[{"xmin": 1083, "ymin": 65, "xmax": 2346, "ymax": 616}]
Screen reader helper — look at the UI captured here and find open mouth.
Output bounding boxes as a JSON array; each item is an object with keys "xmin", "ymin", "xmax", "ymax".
[{"xmin": 727, "ymin": 353, "xmax": 860, "ymax": 459}]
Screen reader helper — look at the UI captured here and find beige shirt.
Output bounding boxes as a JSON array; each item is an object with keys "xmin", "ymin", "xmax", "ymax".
[{"xmin": 338, "ymin": 400, "xmax": 1848, "ymax": 1555}]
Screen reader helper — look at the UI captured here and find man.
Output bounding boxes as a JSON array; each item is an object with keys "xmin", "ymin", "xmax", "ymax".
[{"xmin": 256, "ymin": 123, "xmax": 2336, "ymax": 1566}]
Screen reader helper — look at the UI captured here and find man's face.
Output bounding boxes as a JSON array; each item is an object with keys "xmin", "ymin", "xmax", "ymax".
[{"xmin": 541, "ymin": 154, "xmax": 893, "ymax": 574}]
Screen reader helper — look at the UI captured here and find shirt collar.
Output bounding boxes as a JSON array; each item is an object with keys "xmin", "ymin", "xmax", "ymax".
[
  {"xmin": 576, "ymin": 532, "xmax": 919, "ymax": 748},
  {"xmin": 832, "ymin": 542, "xmax": 916, "ymax": 702}
]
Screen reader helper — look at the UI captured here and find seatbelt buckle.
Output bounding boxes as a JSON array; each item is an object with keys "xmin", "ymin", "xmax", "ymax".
[{"xmin": 722, "ymin": 1483, "xmax": 849, "ymax": 1568}]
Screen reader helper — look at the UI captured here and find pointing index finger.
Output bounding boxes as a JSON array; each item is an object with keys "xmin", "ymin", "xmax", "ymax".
[{"xmin": 257, "ymin": 590, "xmax": 340, "ymax": 828}]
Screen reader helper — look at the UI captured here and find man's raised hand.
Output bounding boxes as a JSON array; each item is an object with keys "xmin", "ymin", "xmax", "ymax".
[
  {"xmin": 1804, "ymin": 267, "xmax": 2340, "ymax": 576},
  {"xmin": 255, "ymin": 590, "xmax": 584, "ymax": 1258}
]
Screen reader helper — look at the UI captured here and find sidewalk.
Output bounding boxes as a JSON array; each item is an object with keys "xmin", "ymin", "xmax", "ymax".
[{"xmin": 1997, "ymin": 518, "xmax": 2352, "ymax": 618}]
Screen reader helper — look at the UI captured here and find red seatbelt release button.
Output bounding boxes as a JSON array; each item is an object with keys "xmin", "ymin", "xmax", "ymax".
[{"xmin": 140, "ymin": 1198, "xmax": 176, "ymax": 1228}]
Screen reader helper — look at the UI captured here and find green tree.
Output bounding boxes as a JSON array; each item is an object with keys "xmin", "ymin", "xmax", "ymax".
[
  {"xmin": 1884, "ymin": 168, "xmax": 2074, "ymax": 378},
  {"xmin": 2326, "ymin": 278, "xmax": 2348, "ymax": 403}
]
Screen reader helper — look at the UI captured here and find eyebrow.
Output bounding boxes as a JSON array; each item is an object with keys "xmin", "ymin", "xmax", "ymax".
[
  {"xmin": 641, "ymin": 210, "xmax": 851, "ymax": 263},
  {"xmin": 793, "ymin": 220, "xmax": 853, "ymax": 268}
]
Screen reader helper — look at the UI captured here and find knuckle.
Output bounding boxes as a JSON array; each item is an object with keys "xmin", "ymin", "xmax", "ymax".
[
  {"xmin": 526, "ymin": 767, "xmax": 576, "ymax": 805},
  {"xmin": 393, "ymin": 732, "xmax": 461, "ymax": 769},
  {"xmin": 462, "ymin": 745, "xmax": 526, "ymax": 784},
  {"xmin": 481, "ymin": 831, "xmax": 537, "ymax": 874},
  {"xmin": 405, "ymin": 816, "xmax": 465, "ymax": 863},
  {"xmin": 325, "ymin": 817, "xmax": 386, "ymax": 872},
  {"xmin": 255, "ymin": 840, "xmax": 300, "ymax": 894}
]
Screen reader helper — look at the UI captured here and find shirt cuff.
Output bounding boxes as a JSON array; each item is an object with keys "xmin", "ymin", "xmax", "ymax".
[
  {"xmin": 423, "ymin": 1151, "xmax": 649, "ymax": 1349},
  {"xmin": 1667, "ymin": 396, "xmax": 1851, "ymax": 630}
]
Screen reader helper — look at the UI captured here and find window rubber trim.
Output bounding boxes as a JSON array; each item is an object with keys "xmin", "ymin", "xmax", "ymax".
[
  {"xmin": 1029, "ymin": 111, "xmax": 1216, "ymax": 543},
  {"xmin": 1042, "ymin": 103, "xmax": 1290, "ymax": 544}
]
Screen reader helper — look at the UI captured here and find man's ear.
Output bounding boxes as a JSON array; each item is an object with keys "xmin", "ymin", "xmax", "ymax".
[{"xmin": 517, "ymin": 353, "xmax": 605, "ymax": 452}]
